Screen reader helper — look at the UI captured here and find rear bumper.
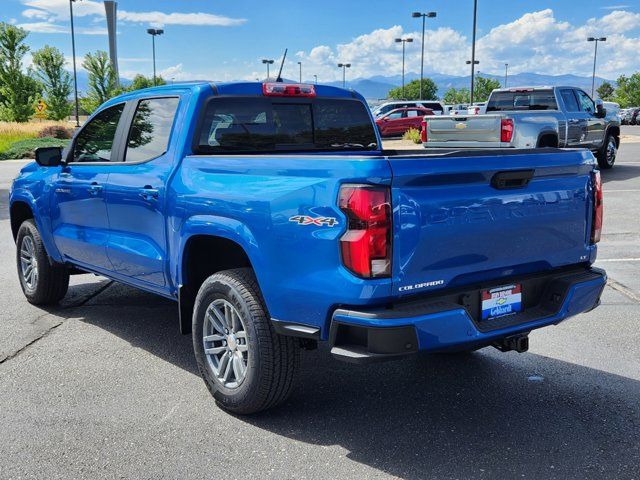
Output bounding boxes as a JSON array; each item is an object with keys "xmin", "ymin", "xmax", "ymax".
[
  {"xmin": 423, "ymin": 141, "xmax": 513, "ymax": 148},
  {"xmin": 329, "ymin": 267, "xmax": 606, "ymax": 363}
]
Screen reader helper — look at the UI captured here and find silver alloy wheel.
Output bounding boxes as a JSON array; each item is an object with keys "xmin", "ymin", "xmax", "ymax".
[
  {"xmin": 20, "ymin": 235, "xmax": 38, "ymax": 290},
  {"xmin": 606, "ymin": 137, "xmax": 617, "ymax": 166},
  {"xmin": 203, "ymin": 299, "xmax": 249, "ymax": 389}
]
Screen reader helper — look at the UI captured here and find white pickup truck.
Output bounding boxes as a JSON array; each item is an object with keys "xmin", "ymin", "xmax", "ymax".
[{"xmin": 422, "ymin": 86, "xmax": 621, "ymax": 169}]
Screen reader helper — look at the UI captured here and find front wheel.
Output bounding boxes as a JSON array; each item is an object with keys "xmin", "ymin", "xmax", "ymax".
[
  {"xmin": 192, "ymin": 268, "xmax": 299, "ymax": 414},
  {"xmin": 596, "ymin": 134, "xmax": 618, "ymax": 169},
  {"xmin": 16, "ymin": 219, "xmax": 69, "ymax": 305}
]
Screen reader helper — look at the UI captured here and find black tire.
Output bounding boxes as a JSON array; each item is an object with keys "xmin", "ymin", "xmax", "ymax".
[
  {"xmin": 192, "ymin": 268, "xmax": 299, "ymax": 414},
  {"xmin": 15, "ymin": 219, "xmax": 69, "ymax": 305},
  {"xmin": 596, "ymin": 133, "xmax": 618, "ymax": 169}
]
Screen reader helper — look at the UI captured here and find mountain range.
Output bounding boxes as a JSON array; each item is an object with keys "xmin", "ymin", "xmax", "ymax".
[{"xmin": 74, "ymin": 70, "xmax": 613, "ymax": 101}]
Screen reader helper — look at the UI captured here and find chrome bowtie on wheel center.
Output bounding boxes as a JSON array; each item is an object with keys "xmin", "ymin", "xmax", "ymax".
[{"xmin": 202, "ymin": 299, "xmax": 249, "ymax": 389}]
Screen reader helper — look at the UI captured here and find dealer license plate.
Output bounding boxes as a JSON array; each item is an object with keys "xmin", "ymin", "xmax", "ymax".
[{"xmin": 481, "ymin": 284, "xmax": 522, "ymax": 320}]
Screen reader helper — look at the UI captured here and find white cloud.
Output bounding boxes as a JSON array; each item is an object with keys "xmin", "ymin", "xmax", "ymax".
[
  {"xmin": 20, "ymin": 0, "xmax": 246, "ymax": 28},
  {"xmin": 295, "ymin": 8, "xmax": 640, "ymax": 81},
  {"xmin": 17, "ymin": 21, "xmax": 107, "ymax": 35}
]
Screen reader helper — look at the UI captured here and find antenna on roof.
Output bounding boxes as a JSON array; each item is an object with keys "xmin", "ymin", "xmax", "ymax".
[{"xmin": 276, "ymin": 48, "xmax": 287, "ymax": 83}]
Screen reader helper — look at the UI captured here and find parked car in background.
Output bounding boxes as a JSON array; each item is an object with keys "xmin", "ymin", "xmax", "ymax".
[
  {"xmin": 446, "ymin": 104, "xmax": 470, "ymax": 115},
  {"xmin": 376, "ymin": 106, "xmax": 434, "ymax": 137},
  {"xmin": 372, "ymin": 100, "xmax": 444, "ymax": 117},
  {"xmin": 423, "ymin": 86, "xmax": 621, "ymax": 169},
  {"xmin": 629, "ymin": 108, "xmax": 640, "ymax": 125},
  {"xmin": 467, "ymin": 102, "xmax": 487, "ymax": 115}
]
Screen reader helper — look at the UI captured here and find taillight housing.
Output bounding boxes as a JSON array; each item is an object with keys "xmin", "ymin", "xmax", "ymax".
[
  {"xmin": 263, "ymin": 83, "xmax": 316, "ymax": 97},
  {"xmin": 421, "ymin": 119, "xmax": 427, "ymax": 143},
  {"xmin": 501, "ymin": 118, "xmax": 514, "ymax": 143},
  {"xmin": 591, "ymin": 170, "xmax": 603, "ymax": 243},
  {"xmin": 339, "ymin": 185, "xmax": 392, "ymax": 278}
]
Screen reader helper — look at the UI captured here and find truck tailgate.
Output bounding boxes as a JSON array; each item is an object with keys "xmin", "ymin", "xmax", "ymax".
[
  {"xmin": 427, "ymin": 114, "xmax": 502, "ymax": 145},
  {"xmin": 388, "ymin": 149, "xmax": 596, "ymax": 296}
]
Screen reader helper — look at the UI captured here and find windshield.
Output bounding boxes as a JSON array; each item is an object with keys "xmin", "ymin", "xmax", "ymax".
[
  {"xmin": 486, "ymin": 90, "xmax": 557, "ymax": 112},
  {"xmin": 197, "ymin": 97, "xmax": 378, "ymax": 153}
]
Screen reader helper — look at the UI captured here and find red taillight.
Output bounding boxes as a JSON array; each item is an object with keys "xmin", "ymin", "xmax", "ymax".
[
  {"xmin": 262, "ymin": 83, "xmax": 316, "ymax": 97},
  {"xmin": 501, "ymin": 118, "xmax": 514, "ymax": 143},
  {"xmin": 421, "ymin": 119, "xmax": 427, "ymax": 143},
  {"xmin": 591, "ymin": 171, "xmax": 603, "ymax": 243},
  {"xmin": 339, "ymin": 185, "xmax": 392, "ymax": 278}
]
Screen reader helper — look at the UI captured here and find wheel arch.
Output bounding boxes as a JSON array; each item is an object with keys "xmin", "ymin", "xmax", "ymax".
[{"xmin": 176, "ymin": 216, "xmax": 263, "ymax": 334}]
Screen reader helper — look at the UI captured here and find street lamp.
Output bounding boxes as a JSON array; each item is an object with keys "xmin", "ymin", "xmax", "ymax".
[
  {"xmin": 504, "ymin": 63, "xmax": 508, "ymax": 88},
  {"xmin": 466, "ymin": 59, "xmax": 479, "ymax": 102},
  {"xmin": 69, "ymin": 0, "xmax": 81, "ymax": 127},
  {"xmin": 469, "ymin": 0, "xmax": 479, "ymax": 103},
  {"xmin": 337, "ymin": 63, "xmax": 351, "ymax": 88},
  {"xmin": 262, "ymin": 59, "xmax": 274, "ymax": 79},
  {"xmin": 587, "ymin": 37, "xmax": 607, "ymax": 97},
  {"xmin": 313, "ymin": 74, "xmax": 318, "ymax": 85},
  {"xmin": 412, "ymin": 11, "xmax": 436, "ymax": 100},
  {"xmin": 147, "ymin": 28, "xmax": 164, "ymax": 86},
  {"xmin": 395, "ymin": 37, "xmax": 413, "ymax": 99},
  {"xmin": 297, "ymin": 61, "xmax": 302, "ymax": 83}
]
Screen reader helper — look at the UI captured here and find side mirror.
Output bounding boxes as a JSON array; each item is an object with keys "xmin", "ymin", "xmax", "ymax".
[
  {"xmin": 35, "ymin": 147, "xmax": 63, "ymax": 167},
  {"xmin": 595, "ymin": 99, "xmax": 607, "ymax": 118}
]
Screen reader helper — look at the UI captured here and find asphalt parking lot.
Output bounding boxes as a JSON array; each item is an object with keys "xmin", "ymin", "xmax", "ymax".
[{"xmin": 1, "ymin": 129, "xmax": 639, "ymax": 480}]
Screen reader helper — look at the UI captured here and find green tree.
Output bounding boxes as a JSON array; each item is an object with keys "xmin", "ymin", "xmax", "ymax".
[
  {"xmin": 32, "ymin": 45, "xmax": 73, "ymax": 121},
  {"xmin": 0, "ymin": 23, "xmax": 39, "ymax": 122},
  {"xmin": 613, "ymin": 74, "xmax": 640, "ymax": 107},
  {"xmin": 443, "ymin": 87, "xmax": 470, "ymax": 104},
  {"xmin": 80, "ymin": 50, "xmax": 118, "ymax": 114},
  {"xmin": 387, "ymin": 78, "xmax": 438, "ymax": 100},
  {"xmin": 126, "ymin": 74, "xmax": 166, "ymax": 92},
  {"xmin": 596, "ymin": 81, "xmax": 615, "ymax": 101},
  {"xmin": 474, "ymin": 76, "xmax": 501, "ymax": 102}
]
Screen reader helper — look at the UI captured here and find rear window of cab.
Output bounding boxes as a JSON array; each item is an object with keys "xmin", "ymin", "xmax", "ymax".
[{"xmin": 195, "ymin": 97, "xmax": 378, "ymax": 153}]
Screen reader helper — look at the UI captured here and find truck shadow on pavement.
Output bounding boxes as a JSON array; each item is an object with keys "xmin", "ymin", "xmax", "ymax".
[
  {"xmin": 70, "ymin": 281, "xmax": 639, "ymax": 480},
  {"xmin": 601, "ymin": 163, "xmax": 640, "ymax": 184}
]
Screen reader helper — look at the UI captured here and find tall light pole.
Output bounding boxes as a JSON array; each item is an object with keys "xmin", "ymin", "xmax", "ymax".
[
  {"xmin": 412, "ymin": 11, "xmax": 436, "ymax": 100},
  {"xmin": 297, "ymin": 61, "xmax": 302, "ymax": 83},
  {"xmin": 262, "ymin": 59, "xmax": 274, "ymax": 79},
  {"xmin": 337, "ymin": 63, "xmax": 351, "ymax": 88},
  {"xmin": 313, "ymin": 74, "xmax": 318, "ymax": 85},
  {"xmin": 395, "ymin": 37, "xmax": 413, "ymax": 99},
  {"xmin": 69, "ymin": 0, "xmax": 80, "ymax": 127},
  {"xmin": 587, "ymin": 37, "xmax": 606, "ymax": 97},
  {"xmin": 469, "ymin": 0, "xmax": 478, "ymax": 104},
  {"xmin": 466, "ymin": 59, "xmax": 479, "ymax": 102},
  {"xmin": 504, "ymin": 63, "xmax": 508, "ymax": 88},
  {"xmin": 147, "ymin": 28, "xmax": 164, "ymax": 86}
]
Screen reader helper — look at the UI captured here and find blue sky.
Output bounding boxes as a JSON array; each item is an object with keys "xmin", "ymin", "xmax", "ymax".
[{"xmin": 3, "ymin": 0, "xmax": 640, "ymax": 82}]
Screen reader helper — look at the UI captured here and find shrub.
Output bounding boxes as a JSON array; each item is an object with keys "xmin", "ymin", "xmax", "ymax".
[
  {"xmin": 0, "ymin": 137, "xmax": 69, "ymax": 160},
  {"xmin": 37, "ymin": 125, "xmax": 73, "ymax": 139},
  {"xmin": 402, "ymin": 128, "xmax": 422, "ymax": 144}
]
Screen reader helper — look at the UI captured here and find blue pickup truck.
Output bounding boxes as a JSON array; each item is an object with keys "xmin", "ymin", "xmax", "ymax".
[{"xmin": 10, "ymin": 81, "xmax": 606, "ymax": 414}]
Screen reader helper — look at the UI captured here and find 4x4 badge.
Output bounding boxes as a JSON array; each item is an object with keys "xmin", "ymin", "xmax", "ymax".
[{"xmin": 289, "ymin": 215, "xmax": 338, "ymax": 227}]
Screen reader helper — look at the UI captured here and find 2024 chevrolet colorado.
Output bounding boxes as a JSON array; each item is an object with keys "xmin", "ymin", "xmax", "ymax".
[{"xmin": 10, "ymin": 81, "xmax": 606, "ymax": 414}]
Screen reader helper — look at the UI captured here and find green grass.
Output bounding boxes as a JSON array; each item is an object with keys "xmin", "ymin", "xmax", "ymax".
[
  {"xmin": 0, "ymin": 132, "xmax": 37, "ymax": 153},
  {"xmin": 0, "ymin": 137, "xmax": 69, "ymax": 160}
]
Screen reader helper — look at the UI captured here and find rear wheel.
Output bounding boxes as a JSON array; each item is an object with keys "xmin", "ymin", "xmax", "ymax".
[
  {"xmin": 596, "ymin": 134, "xmax": 617, "ymax": 169},
  {"xmin": 192, "ymin": 268, "xmax": 299, "ymax": 414},
  {"xmin": 16, "ymin": 219, "xmax": 69, "ymax": 305}
]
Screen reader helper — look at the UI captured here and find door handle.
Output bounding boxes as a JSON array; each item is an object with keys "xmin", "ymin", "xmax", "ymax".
[
  {"xmin": 88, "ymin": 183, "xmax": 103, "ymax": 196},
  {"xmin": 139, "ymin": 186, "xmax": 159, "ymax": 201}
]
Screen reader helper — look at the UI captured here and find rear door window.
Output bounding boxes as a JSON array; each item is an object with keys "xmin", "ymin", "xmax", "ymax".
[
  {"xmin": 125, "ymin": 97, "xmax": 179, "ymax": 163},
  {"xmin": 560, "ymin": 89, "xmax": 580, "ymax": 112},
  {"xmin": 197, "ymin": 97, "xmax": 378, "ymax": 152}
]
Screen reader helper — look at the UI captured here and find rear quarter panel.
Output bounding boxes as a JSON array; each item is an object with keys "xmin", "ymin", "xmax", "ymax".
[{"xmin": 170, "ymin": 154, "xmax": 393, "ymax": 337}]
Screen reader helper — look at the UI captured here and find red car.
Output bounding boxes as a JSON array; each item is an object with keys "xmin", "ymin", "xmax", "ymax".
[{"xmin": 375, "ymin": 106, "xmax": 434, "ymax": 137}]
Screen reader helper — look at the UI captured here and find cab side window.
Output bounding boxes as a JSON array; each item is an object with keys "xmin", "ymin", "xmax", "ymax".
[
  {"xmin": 575, "ymin": 90, "xmax": 594, "ymax": 114},
  {"xmin": 560, "ymin": 89, "xmax": 580, "ymax": 112},
  {"xmin": 124, "ymin": 97, "xmax": 180, "ymax": 163},
  {"xmin": 72, "ymin": 103, "xmax": 125, "ymax": 163}
]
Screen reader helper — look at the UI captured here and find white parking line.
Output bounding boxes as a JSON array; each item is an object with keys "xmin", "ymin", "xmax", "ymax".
[{"xmin": 597, "ymin": 258, "xmax": 640, "ymax": 262}]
